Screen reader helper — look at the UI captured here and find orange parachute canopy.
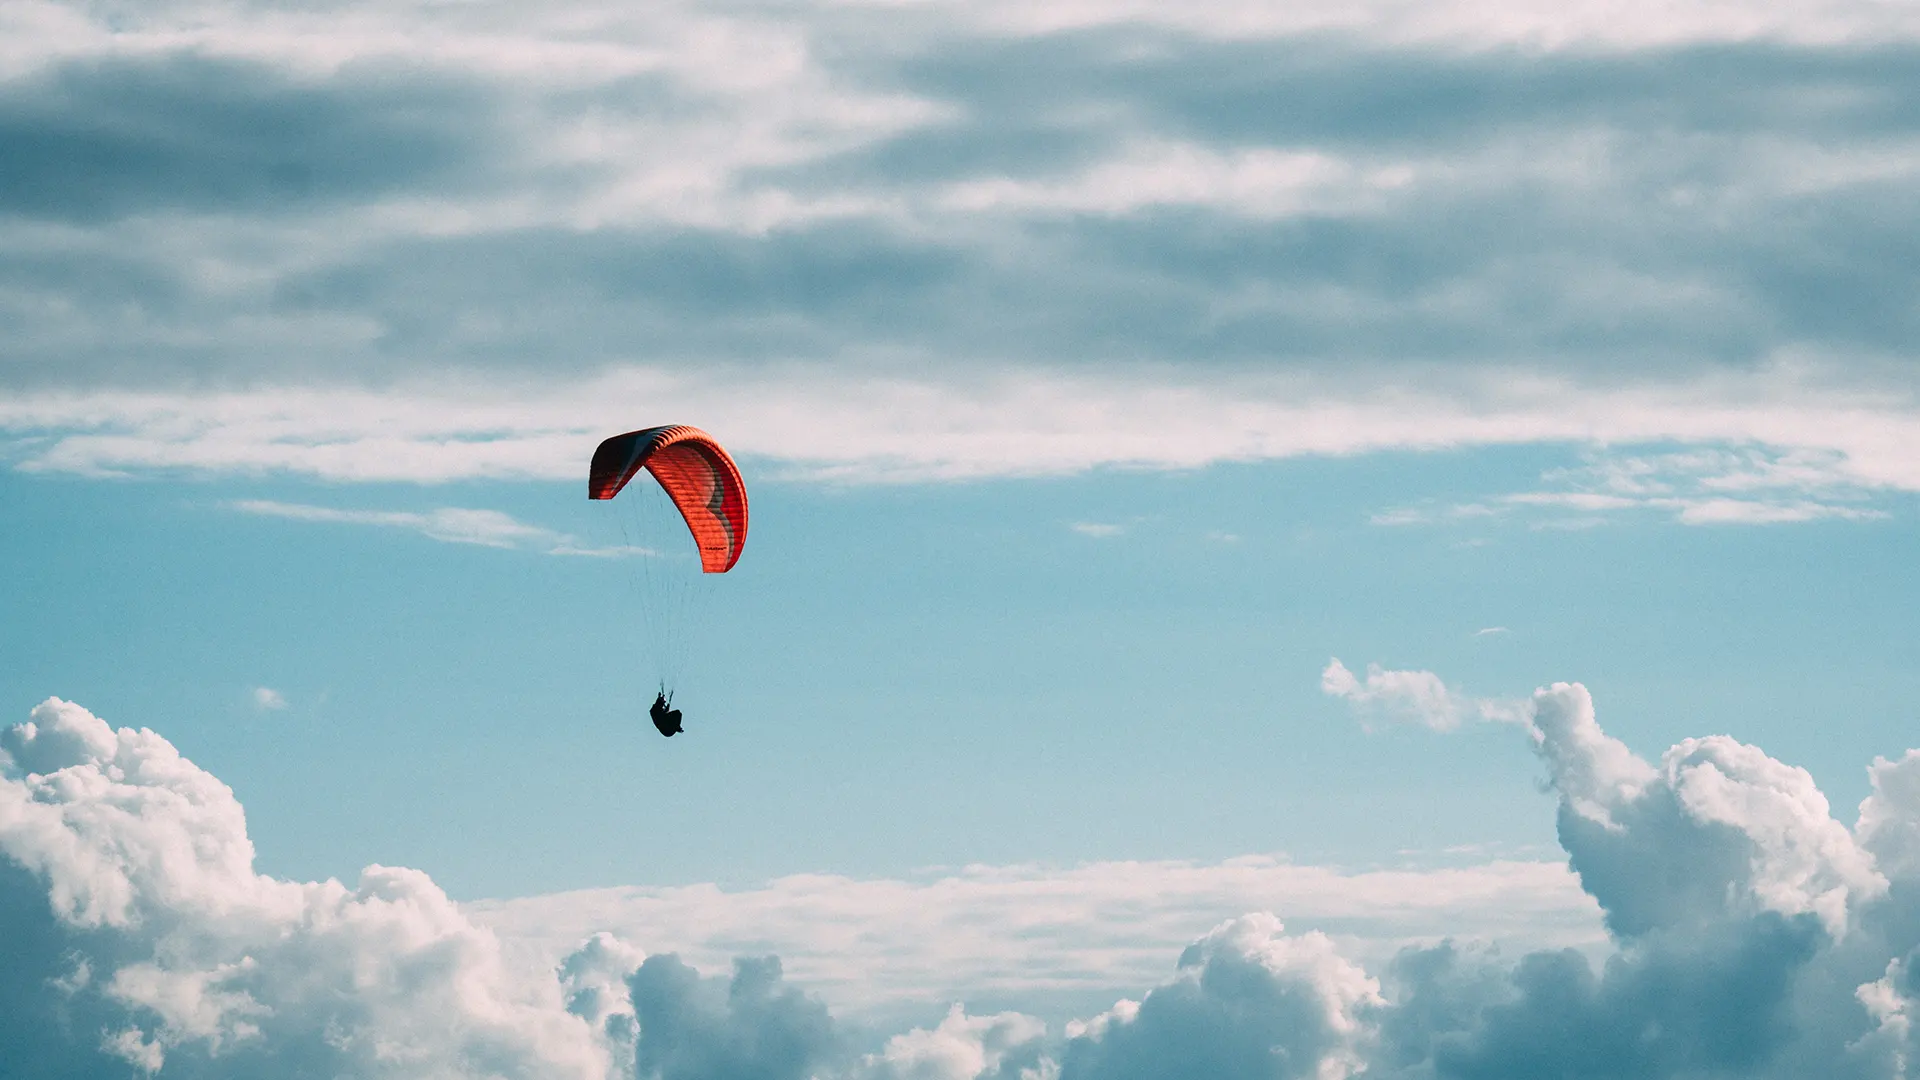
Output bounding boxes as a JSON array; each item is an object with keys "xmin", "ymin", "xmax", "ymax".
[{"xmin": 588, "ymin": 425, "xmax": 748, "ymax": 573}]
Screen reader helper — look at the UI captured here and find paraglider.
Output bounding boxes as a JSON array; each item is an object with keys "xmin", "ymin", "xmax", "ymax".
[
  {"xmin": 649, "ymin": 690, "xmax": 683, "ymax": 737},
  {"xmin": 590, "ymin": 425, "xmax": 748, "ymax": 736}
]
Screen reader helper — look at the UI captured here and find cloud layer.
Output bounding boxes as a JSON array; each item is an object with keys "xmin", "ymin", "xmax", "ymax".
[
  {"xmin": 1, "ymin": 0, "xmax": 1917, "ymax": 495},
  {"xmin": 5, "ymin": 362, "xmax": 1919, "ymax": 499},
  {"xmin": 473, "ymin": 853, "xmax": 1598, "ymax": 1021},
  {"xmin": 9, "ymin": 677, "xmax": 1920, "ymax": 1077}
]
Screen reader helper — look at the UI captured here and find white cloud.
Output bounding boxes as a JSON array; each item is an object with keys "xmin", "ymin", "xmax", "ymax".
[
  {"xmin": 1541, "ymin": 446, "xmax": 1897, "ymax": 526},
  {"xmin": 228, "ymin": 500, "xmax": 647, "ymax": 557},
  {"xmin": 1854, "ymin": 750, "xmax": 1920, "ymax": 880},
  {"xmin": 962, "ymin": 0, "xmax": 1920, "ymax": 48},
  {"xmin": 1852, "ymin": 957, "xmax": 1915, "ymax": 1075},
  {"xmin": 1069, "ymin": 522, "xmax": 1124, "ymax": 538},
  {"xmin": 858, "ymin": 1004, "xmax": 1047, "ymax": 1080},
  {"xmin": 2, "ymin": 361, "xmax": 1917, "ymax": 496},
  {"xmin": 1321, "ymin": 659, "xmax": 1528, "ymax": 731},
  {"xmin": 1326, "ymin": 668, "xmax": 1891, "ymax": 940},
  {"xmin": 0, "ymin": 697, "xmax": 632, "ymax": 1078},
  {"xmin": 475, "ymin": 852, "xmax": 1600, "ymax": 1020},
  {"xmin": 1472, "ymin": 626, "xmax": 1508, "ymax": 637},
  {"xmin": 1527, "ymin": 681, "xmax": 1885, "ymax": 939},
  {"xmin": 13, "ymin": 680, "xmax": 1920, "ymax": 1076},
  {"xmin": 1672, "ymin": 498, "xmax": 1885, "ymax": 525},
  {"xmin": 251, "ymin": 687, "xmax": 287, "ymax": 710},
  {"xmin": 10, "ymin": 0, "xmax": 1920, "ymax": 87},
  {"xmin": 935, "ymin": 141, "xmax": 1411, "ymax": 220},
  {"xmin": 1368, "ymin": 507, "xmax": 1432, "ymax": 526},
  {"xmin": 1389, "ymin": 445, "xmax": 1905, "ymax": 530},
  {"xmin": 1059, "ymin": 913, "xmax": 1383, "ymax": 1080}
]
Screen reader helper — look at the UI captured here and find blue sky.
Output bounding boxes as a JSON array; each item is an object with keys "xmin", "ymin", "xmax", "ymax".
[
  {"xmin": 4, "ymin": 1, "xmax": 1920, "ymax": 1077},
  {"xmin": 7, "ymin": 453, "xmax": 1916, "ymax": 900}
]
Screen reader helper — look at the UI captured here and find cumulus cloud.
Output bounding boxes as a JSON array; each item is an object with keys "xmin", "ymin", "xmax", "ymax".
[
  {"xmin": 1321, "ymin": 659, "xmax": 1528, "ymax": 731},
  {"xmin": 1314, "ymin": 670, "xmax": 1920, "ymax": 1078},
  {"xmin": 12, "ymin": 675, "xmax": 1920, "ymax": 1078},
  {"xmin": 1528, "ymin": 681, "xmax": 1886, "ymax": 939},
  {"xmin": 858, "ymin": 1004, "xmax": 1047, "ymax": 1080},
  {"xmin": 0, "ymin": 697, "xmax": 632, "ymax": 1078},
  {"xmin": 629, "ymin": 954, "xmax": 838, "ymax": 1080},
  {"xmin": 1856, "ymin": 751, "xmax": 1920, "ymax": 880},
  {"xmin": 1380, "ymin": 912, "xmax": 1830, "ymax": 1078},
  {"xmin": 1060, "ymin": 913, "xmax": 1382, "ymax": 1080}
]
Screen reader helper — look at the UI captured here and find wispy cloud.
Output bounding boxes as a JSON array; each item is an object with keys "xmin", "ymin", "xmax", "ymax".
[
  {"xmin": 252, "ymin": 686, "xmax": 287, "ymax": 710},
  {"xmin": 227, "ymin": 500, "xmax": 647, "ymax": 556},
  {"xmin": 965, "ymin": 0, "xmax": 1920, "ymax": 46},
  {"xmin": 933, "ymin": 141, "xmax": 1410, "ymax": 220},
  {"xmin": 4, "ymin": 364, "xmax": 1917, "ymax": 493},
  {"xmin": 1672, "ymin": 498, "xmax": 1883, "ymax": 525},
  {"xmin": 1070, "ymin": 522, "xmax": 1125, "ymax": 538},
  {"xmin": 1374, "ymin": 444, "xmax": 1902, "ymax": 529},
  {"xmin": 1522, "ymin": 447, "xmax": 1895, "ymax": 525}
]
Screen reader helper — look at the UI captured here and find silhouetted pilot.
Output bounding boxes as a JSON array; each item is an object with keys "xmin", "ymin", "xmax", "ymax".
[{"xmin": 649, "ymin": 691, "xmax": 683, "ymax": 737}]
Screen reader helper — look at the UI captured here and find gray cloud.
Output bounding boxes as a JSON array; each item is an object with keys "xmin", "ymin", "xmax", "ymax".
[
  {"xmin": 630, "ymin": 955, "xmax": 839, "ymax": 1080},
  {"xmin": 2, "ymin": 4, "xmax": 1917, "ymax": 393},
  {"xmin": 0, "ymin": 857, "xmax": 127, "ymax": 1078},
  {"xmin": 0, "ymin": 54, "xmax": 501, "ymax": 224},
  {"xmin": 1379, "ymin": 915, "xmax": 1825, "ymax": 1079},
  {"xmin": 901, "ymin": 37, "xmax": 1920, "ymax": 151},
  {"xmin": 1, "ymin": 1, "xmax": 1917, "ymax": 497}
]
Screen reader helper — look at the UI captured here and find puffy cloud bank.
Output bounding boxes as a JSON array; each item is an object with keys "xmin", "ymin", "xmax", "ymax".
[{"xmin": 7, "ymin": 688, "xmax": 1920, "ymax": 1077}]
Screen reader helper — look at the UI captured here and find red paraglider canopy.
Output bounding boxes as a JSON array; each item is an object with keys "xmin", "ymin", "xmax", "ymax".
[{"xmin": 588, "ymin": 425, "xmax": 748, "ymax": 573}]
